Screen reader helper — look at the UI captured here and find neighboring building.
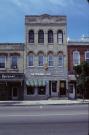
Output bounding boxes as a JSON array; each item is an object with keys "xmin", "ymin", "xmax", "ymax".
[
  {"xmin": 24, "ymin": 14, "xmax": 68, "ymax": 100},
  {"xmin": 68, "ymin": 41, "xmax": 89, "ymax": 99},
  {"xmin": 0, "ymin": 43, "xmax": 24, "ymax": 100}
]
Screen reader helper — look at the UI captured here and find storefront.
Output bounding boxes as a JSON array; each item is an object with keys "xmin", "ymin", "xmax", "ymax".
[
  {"xmin": 0, "ymin": 73, "xmax": 24, "ymax": 100},
  {"xmin": 24, "ymin": 71, "xmax": 67, "ymax": 100}
]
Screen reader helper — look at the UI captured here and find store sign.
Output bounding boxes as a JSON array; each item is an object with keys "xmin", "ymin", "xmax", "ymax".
[
  {"xmin": 0, "ymin": 74, "xmax": 24, "ymax": 80},
  {"xmin": 31, "ymin": 73, "xmax": 51, "ymax": 76},
  {"xmin": 2, "ymin": 74, "xmax": 15, "ymax": 79}
]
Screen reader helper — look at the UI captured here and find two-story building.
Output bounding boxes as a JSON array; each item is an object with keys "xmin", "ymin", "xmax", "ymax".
[
  {"xmin": 68, "ymin": 40, "xmax": 89, "ymax": 99},
  {"xmin": 0, "ymin": 43, "xmax": 24, "ymax": 100}
]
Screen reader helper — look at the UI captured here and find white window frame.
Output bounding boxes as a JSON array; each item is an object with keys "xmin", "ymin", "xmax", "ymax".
[
  {"xmin": 0, "ymin": 55, "xmax": 6, "ymax": 69},
  {"xmin": 48, "ymin": 54, "xmax": 54, "ymax": 67},
  {"xmin": 11, "ymin": 55, "xmax": 18, "ymax": 69},
  {"xmin": 85, "ymin": 51, "xmax": 89, "ymax": 63},
  {"xmin": 73, "ymin": 51, "xmax": 80, "ymax": 66},
  {"xmin": 28, "ymin": 54, "xmax": 34, "ymax": 67},
  {"xmin": 57, "ymin": 30, "xmax": 63, "ymax": 44},
  {"xmin": 58, "ymin": 55, "xmax": 64, "ymax": 67},
  {"xmin": 38, "ymin": 54, "xmax": 44, "ymax": 67}
]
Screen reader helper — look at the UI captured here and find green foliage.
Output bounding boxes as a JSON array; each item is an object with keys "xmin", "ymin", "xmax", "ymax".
[{"xmin": 74, "ymin": 61, "xmax": 89, "ymax": 98}]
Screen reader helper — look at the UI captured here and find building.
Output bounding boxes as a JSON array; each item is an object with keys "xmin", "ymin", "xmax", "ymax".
[
  {"xmin": 68, "ymin": 40, "xmax": 89, "ymax": 99},
  {"xmin": 24, "ymin": 14, "xmax": 68, "ymax": 100},
  {"xmin": 0, "ymin": 14, "xmax": 89, "ymax": 100},
  {"xmin": 0, "ymin": 43, "xmax": 24, "ymax": 100}
]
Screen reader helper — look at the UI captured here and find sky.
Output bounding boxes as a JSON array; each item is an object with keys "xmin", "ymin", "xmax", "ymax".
[{"xmin": 0, "ymin": 0, "xmax": 89, "ymax": 43}]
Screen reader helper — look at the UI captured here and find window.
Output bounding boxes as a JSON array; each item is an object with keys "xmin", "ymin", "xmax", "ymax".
[
  {"xmin": 48, "ymin": 54, "xmax": 53, "ymax": 66},
  {"xmin": 27, "ymin": 86, "xmax": 35, "ymax": 95},
  {"xmin": 38, "ymin": 30, "xmax": 44, "ymax": 43},
  {"xmin": 85, "ymin": 51, "xmax": 89, "ymax": 63},
  {"xmin": 11, "ymin": 56, "xmax": 18, "ymax": 69},
  {"xmin": 38, "ymin": 53, "xmax": 44, "ymax": 66},
  {"xmin": 0, "ymin": 56, "xmax": 6, "ymax": 68},
  {"xmin": 28, "ymin": 54, "xmax": 34, "ymax": 66},
  {"xmin": 57, "ymin": 30, "xmax": 63, "ymax": 44},
  {"xmin": 28, "ymin": 30, "xmax": 34, "ymax": 43},
  {"xmin": 58, "ymin": 55, "xmax": 64, "ymax": 67},
  {"xmin": 73, "ymin": 51, "xmax": 80, "ymax": 66},
  {"xmin": 38, "ymin": 86, "xmax": 46, "ymax": 95},
  {"xmin": 48, "ymin": 30, "xmax": 53, "ymax": 43}
]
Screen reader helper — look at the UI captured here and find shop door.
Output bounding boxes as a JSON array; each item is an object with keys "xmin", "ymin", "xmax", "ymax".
[
  {"xmin": 49, "ymin": 81, "xmax": 57, "ymax": 96},
  {"xmin": 12, "ymin": 87, "xmax": 18, "ymax": 100},
  {"xmin": 60, "ymin": 81, "xmax": 66, "ymax": 96}
]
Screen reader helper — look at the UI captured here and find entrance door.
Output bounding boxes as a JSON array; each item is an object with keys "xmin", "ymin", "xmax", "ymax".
[
  {"xmin": 60, "ymin": 81, "xmax": 66, "ymax": 96},
  {"xmin": 12, "ymin": 87, "xmax": 18, "ymax": 100},
  {"xmin": 49, "ymin": 81, "xmax": 57, "ymax": 96}
]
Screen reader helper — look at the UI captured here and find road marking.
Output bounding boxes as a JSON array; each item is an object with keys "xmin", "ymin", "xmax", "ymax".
[{"xmin": 0, "ymin": 112, "xmax": 88, "ymax": 117}]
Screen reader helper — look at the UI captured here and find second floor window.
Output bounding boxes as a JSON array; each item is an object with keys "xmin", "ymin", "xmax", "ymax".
[
  {"xmin": 0, "ymin": 56, "xmax": 5, "ymax": 68},
  {"xmin": 48, "ymin": 54, "xmax": 53, "ymax": 66},
  {"xmin": 38, "ymin": 54, "xmax": 44, "ymax": 66},
  {"xmin": 85, "ymin": 51, "xmax": 89, "ymax": 63},
  {"xmin": 11, "ymin": 56, "xmax": 18, "ymax": 69},
  {"xmin": 38, "ymin": 30, "xmax": 44, "ymax": 43},
  {"xmin": 73, "ymin": 51, "xmax": 80, "ymax": 66},
  {"xmin": 28, "ymin": 30, "xmax": 34, "ymax": 43},
  {"xmin": 48, "ymin": 30, "xmax": 53, "ymax": 43},
  {"xmin": 58, "ymin": 55, "xmax": 64, "ymax": 67},
  {"xmin": 28, "ymin": 54, "xmax": 34, "ymax": 66}
]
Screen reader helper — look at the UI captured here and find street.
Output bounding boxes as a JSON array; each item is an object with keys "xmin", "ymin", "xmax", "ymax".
[{"xmin": 0, "ymin": 104, "xmax": 88, "ymax": 135}]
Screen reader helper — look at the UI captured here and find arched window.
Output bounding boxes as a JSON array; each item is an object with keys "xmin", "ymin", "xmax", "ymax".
[
  {"xmin": 57, "ymin": 30, "xmax": 63, "ymax": 44},
  {"xmin": 28, "ymin": 30, "xmax": 34, "ymax": 43},
  {"xmin": 73, "ymin": 51, "xmax": 80, "ymax": 66},
  {"xmin": 28, "ymin": 53, "xmax": 34, "ymax": 66},
  {"xmin": 38, "ymin": 30, "xmax": 44, "ymax": 43},
  {"xmin": 58, "ymin": 54, "xmax": 64, "ymax": 67},
  {"xmin": 85, "ymin": 51, "xmax": 89, "ymax": 63},
  {"xmin": 48, "ymin": 53, "xmax": 53, "ymax": 66},
  {"xmin": 38, "ymin": 53, "xmax": 44, "ymax": 66},
  {"xmin": 48, "ymin": 30, "xmax": 53, "ymax": 43}
]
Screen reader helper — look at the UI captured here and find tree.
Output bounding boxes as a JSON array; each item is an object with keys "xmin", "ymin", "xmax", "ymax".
[{"xmin": 73, "ymin": 61, "xmax": 89, "ymax": 99}]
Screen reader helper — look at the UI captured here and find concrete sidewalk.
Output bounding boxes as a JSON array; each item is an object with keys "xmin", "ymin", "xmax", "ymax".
[{"xmin": 0, "ymin": 98, "xmax": 89, "ymax": 106}]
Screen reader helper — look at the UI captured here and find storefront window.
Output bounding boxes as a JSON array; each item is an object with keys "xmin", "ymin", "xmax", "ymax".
[
  {"xmin": 38, "ymin": 86, "xmax": 46, "ymax": 95},
  {"xmin": 11, "ymin": 56, "xmax": 18, "ymax": 69},
  {"xmin": 0, "ymin": 56, "xmax": 6, "ymax": 68},
  {"xmin": 27, "ymin": 86, "xmax": 35, "ymax": 95}
]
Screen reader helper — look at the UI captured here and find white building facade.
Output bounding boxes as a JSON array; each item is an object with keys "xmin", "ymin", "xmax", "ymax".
[{"xmin": 24, "ymin": 14, "xmax": 68, "ymax": 100}]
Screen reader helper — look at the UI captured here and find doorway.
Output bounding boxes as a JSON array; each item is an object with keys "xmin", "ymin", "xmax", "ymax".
[{"xmin": 12, "ymin": 87, "xmax": 18, "ymax": 100}]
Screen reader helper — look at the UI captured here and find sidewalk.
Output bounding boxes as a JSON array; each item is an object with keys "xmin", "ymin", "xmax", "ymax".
[{"xmin": 0, "ymin": 98, "xmax": 89, "ymax": 106}]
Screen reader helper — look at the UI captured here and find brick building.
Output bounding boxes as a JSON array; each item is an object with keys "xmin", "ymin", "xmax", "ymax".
[{"xmin": 68, "ymin": 40, "xmax": 89, "ymax": 98}]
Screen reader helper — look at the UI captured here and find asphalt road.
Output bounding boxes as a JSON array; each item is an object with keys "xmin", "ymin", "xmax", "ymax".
[{"xmin": 0, "ymin": 104, "xmax": 88, "ymax": 135}]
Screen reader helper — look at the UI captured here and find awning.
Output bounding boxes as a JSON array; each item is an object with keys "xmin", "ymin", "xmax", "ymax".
[{"xmin": 26, "ymin": 80, "xmax": 46, "ymax": 86}]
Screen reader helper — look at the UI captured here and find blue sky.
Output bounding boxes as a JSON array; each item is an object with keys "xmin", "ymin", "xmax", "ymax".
[{"xmin": 0, "ymin": 0, "xmax": 89, "ymax": 42}]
